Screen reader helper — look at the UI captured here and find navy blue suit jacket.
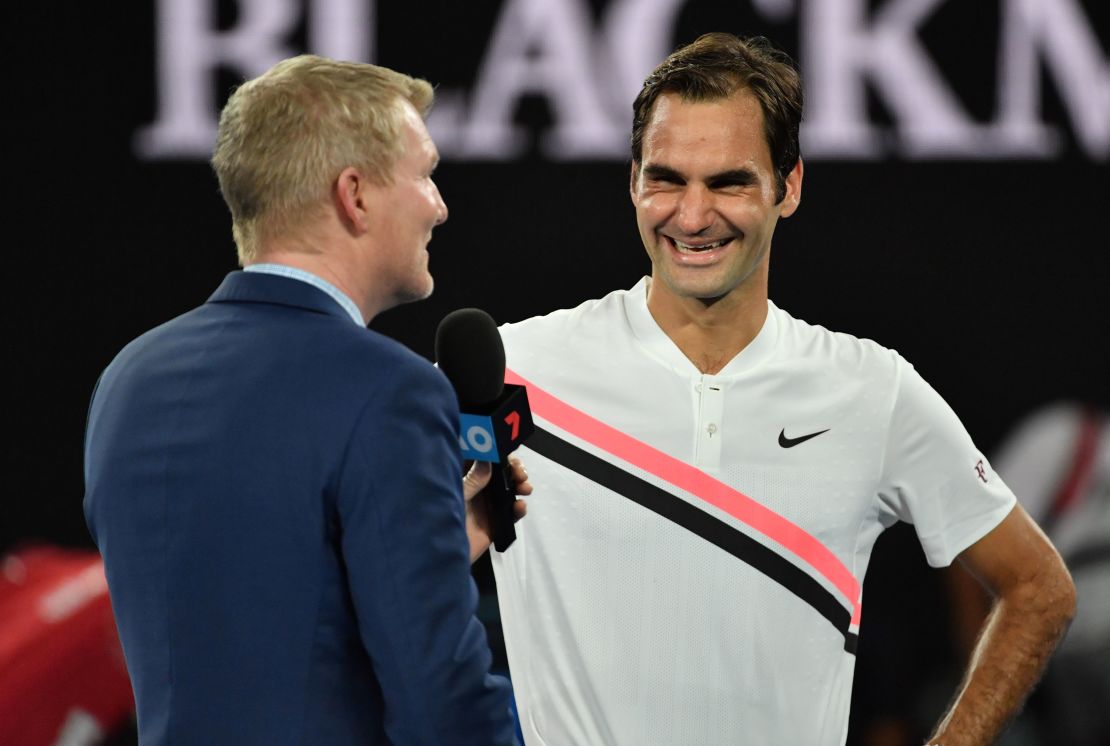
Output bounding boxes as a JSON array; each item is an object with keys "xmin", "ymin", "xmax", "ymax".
[{"xmin": 84, "ymin": 271, "xmax": 516, "ymax": 745}]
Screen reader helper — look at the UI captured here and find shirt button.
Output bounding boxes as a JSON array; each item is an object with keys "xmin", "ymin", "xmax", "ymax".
[{"xmin": 707, "ymin": 423, "xmax": 718, "ymax": 437}]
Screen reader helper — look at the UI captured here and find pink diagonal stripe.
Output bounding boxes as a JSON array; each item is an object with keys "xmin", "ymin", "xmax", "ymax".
[{"xmin": 508, "ymin": 367, "xmax": 862, "ymax": 624}]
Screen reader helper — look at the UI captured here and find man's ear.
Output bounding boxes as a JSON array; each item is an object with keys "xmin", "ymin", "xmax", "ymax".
[
  {"xmin": 629, "ymin": 160, "xmax": 640, "ymax": 204},
  {"xmin": 335, "ymin": 166, "xmax": 372, "ymax": 234},
  {"xmin": 779, "ymin": 157, "xmax": 803, "ymax": 218}
]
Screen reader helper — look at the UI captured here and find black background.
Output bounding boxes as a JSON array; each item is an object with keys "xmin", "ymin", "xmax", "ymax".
[{"xmin": 8, "ymin": 2, "xmax": 1107, "ymax": 742}]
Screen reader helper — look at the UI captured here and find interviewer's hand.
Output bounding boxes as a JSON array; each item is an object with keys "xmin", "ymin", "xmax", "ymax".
[{"xmin": 462, "ymin": 457, "xmax": 531, "ymax": 563}]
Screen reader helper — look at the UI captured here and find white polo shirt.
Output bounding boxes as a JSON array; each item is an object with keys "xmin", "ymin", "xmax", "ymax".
[{"xmin": 492, "ymin": 277, "xmax": 1015, "ymax": 746}]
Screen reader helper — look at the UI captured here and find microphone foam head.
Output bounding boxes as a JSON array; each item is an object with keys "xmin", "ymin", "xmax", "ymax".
[{"xmin": 435, "ymin": 308, "xmax": 506, "ymax": 407}]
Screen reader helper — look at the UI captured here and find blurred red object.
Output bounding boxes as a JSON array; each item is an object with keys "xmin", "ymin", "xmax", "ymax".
[{"xmin": 0, "ymin": 545, "xmax": 134, "ymax": 744}]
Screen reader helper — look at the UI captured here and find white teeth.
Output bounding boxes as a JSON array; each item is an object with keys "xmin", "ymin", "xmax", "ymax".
[{"xmin": 673, "ymin": 238, "xmax": 728, "ymax": 252}]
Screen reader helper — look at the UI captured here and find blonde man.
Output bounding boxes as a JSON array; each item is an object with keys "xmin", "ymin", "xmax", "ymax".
[{"xmin": 85, "ymin": 56, "xmax": 525, "ymax": 745}]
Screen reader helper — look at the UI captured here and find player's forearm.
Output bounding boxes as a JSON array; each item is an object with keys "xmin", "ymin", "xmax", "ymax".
[{"xmin": 928, "ymin": 571, "xmax": 1075, "ymax": 746}]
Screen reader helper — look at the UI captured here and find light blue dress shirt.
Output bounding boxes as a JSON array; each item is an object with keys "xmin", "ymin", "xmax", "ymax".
[{"xmin": 245, "ymin": 263, "xmax": 365, "ymax": 326}]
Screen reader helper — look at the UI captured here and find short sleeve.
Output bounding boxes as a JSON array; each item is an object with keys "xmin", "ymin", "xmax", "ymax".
[{"xmin": 876, "ymin": 355, "xmax": 1017, "ymax": 567}]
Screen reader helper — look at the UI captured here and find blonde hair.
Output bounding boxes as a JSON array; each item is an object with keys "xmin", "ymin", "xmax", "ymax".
[{"xmin": 211, "ymin": 55, "xmax": 434, "ymax": 264}]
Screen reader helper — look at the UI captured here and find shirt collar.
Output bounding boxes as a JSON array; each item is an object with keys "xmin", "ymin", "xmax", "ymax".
[
  {"xmin": 244, "ymin": 264, "xmax": 365, "ymax": 326},
  {"xmin": 623, "ymin": 276, "xmax": 779, "ymax": 379}
]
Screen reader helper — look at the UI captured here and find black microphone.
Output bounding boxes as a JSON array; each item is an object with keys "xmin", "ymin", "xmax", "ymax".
[{"xmin": 435, "ymin": 308, "xmax": 534, "ymax": 552}]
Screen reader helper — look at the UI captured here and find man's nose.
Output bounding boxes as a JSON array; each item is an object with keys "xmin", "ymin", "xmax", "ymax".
[
  {"xmin": 674, "ymin": 184, "xmax": 713, "ymax": 235},
  {"xmin": 434, "ymin": 184, "xmax": 448, "ymax": 225}
]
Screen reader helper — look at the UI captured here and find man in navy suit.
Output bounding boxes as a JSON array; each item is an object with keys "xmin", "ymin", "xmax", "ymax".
[{"xmin": 84, "ymin": 55, "xmax": 526, "ymax": 745}]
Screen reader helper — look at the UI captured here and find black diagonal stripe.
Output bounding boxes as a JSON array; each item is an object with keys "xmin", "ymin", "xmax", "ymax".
[
  {"xmin": 844, "ymin": 632, "xmax": 859, "ymax": 655},
  {"xmin": 527, "ymin": 426, "xmax": 855, "ymax": 651}
]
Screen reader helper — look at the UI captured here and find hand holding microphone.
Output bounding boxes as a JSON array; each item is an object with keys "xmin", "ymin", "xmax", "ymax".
[
  {"xmin": 461, "ymin": 459, "xmax": 530, "ymax": 561},
  {"xmin": 436, "ymin": 308, "xmax": 534, "ymax": 552}
]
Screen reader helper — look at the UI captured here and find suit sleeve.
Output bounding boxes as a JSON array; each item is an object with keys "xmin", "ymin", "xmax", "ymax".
[
  {"xmin": 876, "ymin": 355, "xmax": 1017, "ymax": 568},
  {"xmin": 336, "ymin": 359, "xmax": 516, "ymax": 746}
]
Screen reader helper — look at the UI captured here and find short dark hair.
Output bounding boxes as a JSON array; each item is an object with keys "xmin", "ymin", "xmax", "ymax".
[{"xmin": 631, "ymin": 33, "xmax": 802, "ymax": 203}]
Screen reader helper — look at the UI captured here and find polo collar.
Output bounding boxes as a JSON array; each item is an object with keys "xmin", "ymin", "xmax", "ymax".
[{"xmin": 623, "ymin": 276, "xmax": 779, "ymax": 378}]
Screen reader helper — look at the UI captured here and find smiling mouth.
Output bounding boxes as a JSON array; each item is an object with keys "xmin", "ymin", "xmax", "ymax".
[{"xmin": 667, "ymin": 236, "xmax": 732, "ymax": 254}]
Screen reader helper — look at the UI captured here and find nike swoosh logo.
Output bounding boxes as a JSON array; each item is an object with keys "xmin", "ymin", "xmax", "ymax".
[{"xmin": 778, "ymin": 428, "xmax": 830, "ymax": 448}]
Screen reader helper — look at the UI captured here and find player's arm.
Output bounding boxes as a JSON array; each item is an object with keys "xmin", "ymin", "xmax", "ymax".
[{"xmin": 926, "ymin": 503, "xmax": 1075, "ymax": 746}]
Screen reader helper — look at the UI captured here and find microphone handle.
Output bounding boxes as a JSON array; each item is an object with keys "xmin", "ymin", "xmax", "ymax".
[{"xmin": 489, "ymin": 462, "xmax": 518, "ymax": 552}]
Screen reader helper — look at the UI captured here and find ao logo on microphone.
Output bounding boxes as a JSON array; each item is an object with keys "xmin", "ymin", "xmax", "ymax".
[
  {"xmin": 457, "ymin": 397, "xmax": 531, "ymax": 463},
  {"xmin": 459, "ymin": 415, "xmax": 496, "ymax": 456}
]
